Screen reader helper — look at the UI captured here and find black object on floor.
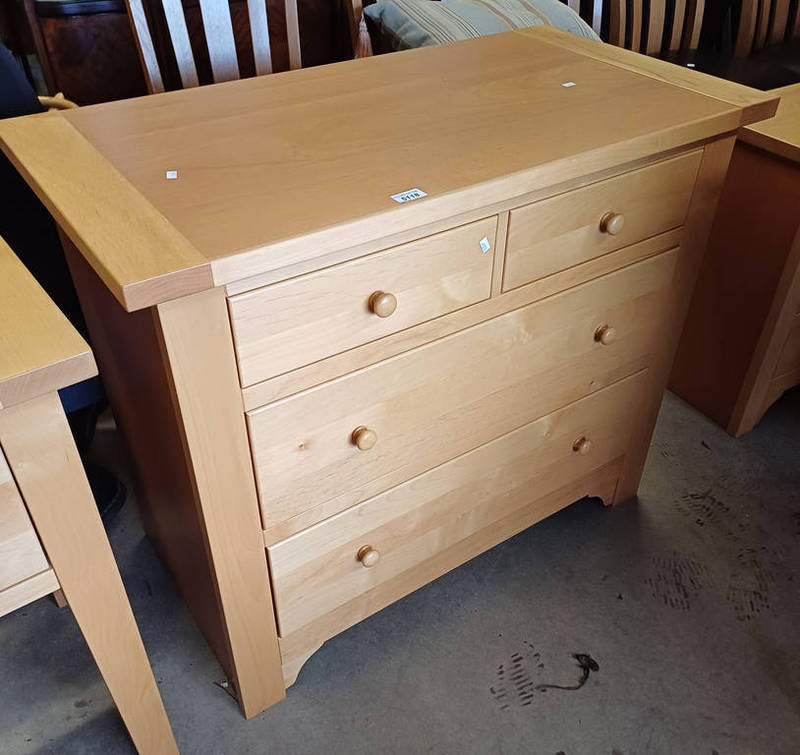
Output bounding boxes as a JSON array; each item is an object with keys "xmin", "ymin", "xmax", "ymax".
[{"xmin": 83, "ymin": 461, "xmax": 126, "ymax": 523}]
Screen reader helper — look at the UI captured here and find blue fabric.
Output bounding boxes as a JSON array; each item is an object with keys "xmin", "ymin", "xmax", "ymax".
[{"xmin": 58, "ymin": 378, "xmax": 105, "ymax": 414}]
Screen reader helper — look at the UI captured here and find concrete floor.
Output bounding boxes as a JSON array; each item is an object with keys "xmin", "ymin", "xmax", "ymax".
[{"xmin": 1, "ymin": 388, "xmax": 798, "ymax": 754}]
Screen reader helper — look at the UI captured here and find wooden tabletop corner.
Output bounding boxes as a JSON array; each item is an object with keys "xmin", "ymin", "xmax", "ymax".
[
  {"xmin": 0, "ymin": 236, "xmax": 97, "ymax": 409},
  {"xmin": 739, "ymin": 83, "xmax": 800, "ymax": 163},
  {"xmin": 522, "ymin": 25, "xmax": 780, "ymax": 127}
]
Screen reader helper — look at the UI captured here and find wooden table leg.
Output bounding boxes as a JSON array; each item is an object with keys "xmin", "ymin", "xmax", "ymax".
[{"xmin": 0, "ymin": 392, "xmax": 177, "ymax": 755}]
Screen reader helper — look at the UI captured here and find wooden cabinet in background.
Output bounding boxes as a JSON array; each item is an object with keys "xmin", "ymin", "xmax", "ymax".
[
  {"xmin": 21, "ymin": 0, "xmax": 147, "ymax": 104},
  {"xmin": 671, "ymin": 83, "xmax": 800, "ymax": 437}
]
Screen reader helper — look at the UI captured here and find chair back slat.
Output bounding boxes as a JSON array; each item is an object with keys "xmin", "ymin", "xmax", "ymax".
[
  {"xmin": 566, "ymin": 0, "xmax": 580, "ymax": 12},
  {"xmin": 198, "ymin": 0, "xmax": 240, "ymax": 83},
  {"xmin": 285, "ymin": 0, "xmax": 303, "ymax": 70},
  {"xmin": 125, "ymin": 0, "xmax": 165, "ymax": 92},
  {"xmin": 669, "ymin": 0, "xmax": 687, "ymax": 51},
  {"xmin": 345, "ymin": 0, "xmax": 359, "ymax": 51},
  {"xmin": 162, "ymin": 0, "xmax": 200, "ymax": 88},
  {"xmin": 754, "ymin": 0, "xmax": 771, "ymax": 50},
  {"xmin": 792, "ymin": 1, "xmax": 800, "ymax": 38},
  {"xmin": 769, "ymin": 0, "xmax": 791, "ymax": 43},
  {"xmin": 247, "ymin": 0, "xmax": 273, "ymax": 75},
  {"xmin": 630, "ymin": 0, "xmax": 643, "ymax": 51},
  {"xmin": 735, "ymin": 0, "xmax": 759, "ymax": 56},
  {"xmin": 591, "ymin": 0, "xmax": 603, "ymax": 36},
  {"xmin": 683, "ymin": 0, "xmax": 704, "ymax": 49},
  {"xmin": 608, "ymin": 0, "xmax": 626, "ymax": 46},
  {"xmin": 645, "ymin": 0, "xmax": 667, "ymax": 53}
]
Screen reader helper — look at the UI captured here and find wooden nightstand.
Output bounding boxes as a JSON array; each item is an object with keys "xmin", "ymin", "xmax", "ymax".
[
  {"xmin": 0, "ymin": 239, "xmax": 176, "ymax": 753},
  {"xmin": 671, "ymin": 83, "xmax": 800, "ymax": 437}
]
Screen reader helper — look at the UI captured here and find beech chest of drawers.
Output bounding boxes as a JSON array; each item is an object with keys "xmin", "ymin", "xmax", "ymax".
[
  {"xmin": 0, "ymin": 27, "xmax": 777, "ymax": 718},
  {"xmin": 671, "ymin": 83, "xmax": 800, "ymax": 436}
]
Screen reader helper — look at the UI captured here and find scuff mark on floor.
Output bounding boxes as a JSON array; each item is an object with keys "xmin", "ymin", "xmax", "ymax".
[{"xmin": 490, "ymin": 647, "xmax": 598, "ymax": 710}]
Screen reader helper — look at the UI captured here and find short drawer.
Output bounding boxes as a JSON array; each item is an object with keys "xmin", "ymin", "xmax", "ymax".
[
  {"xmin": 503, "ymin": 150, "xmax": 701, "ymax": 291},
  {"xmin": 268, "ymin": 369, "xmax": 649, "ymax": 636},
  {"xmin": 249, "ymin": 248, "xmax": 677, "ymax": 538},
  {"xmin": 0, "ymin": 449, "xmax": 50, "ymax": 593},
  {"xmin": 774, "ymin": 313, "xmax": 800, "ymax": 378},
  {"xmin": 229, "ymin": 217, "xmax": 498, "ymax": 386}
]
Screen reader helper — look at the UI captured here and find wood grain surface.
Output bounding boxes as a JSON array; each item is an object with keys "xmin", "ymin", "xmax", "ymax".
[
  {"xmin": 0, "ymin": 29, "xmax": 762, "ymax": 310},
  {"xmin": 0, "ymin": 236, "xmax": 96, "ymax": 409}
]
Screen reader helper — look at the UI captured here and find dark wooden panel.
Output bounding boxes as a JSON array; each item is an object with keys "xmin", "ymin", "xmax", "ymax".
[
  {"xmin": 38, "ymin": 10, "xmax": 148, "ymax": 104},
  {"xmin": 670, "ymin": 142, "xmax": 800, "ymax": 429}
]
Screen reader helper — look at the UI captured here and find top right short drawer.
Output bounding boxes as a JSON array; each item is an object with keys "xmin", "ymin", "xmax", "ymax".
[{"xmin": 503, "ymin": 150, "xmax": 702, "ymax": 291}]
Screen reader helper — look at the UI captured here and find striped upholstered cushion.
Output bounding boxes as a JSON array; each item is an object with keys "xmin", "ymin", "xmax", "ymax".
[{"xmin": 364, "ymin": 0, "xmax": 599, "ymax": 52}]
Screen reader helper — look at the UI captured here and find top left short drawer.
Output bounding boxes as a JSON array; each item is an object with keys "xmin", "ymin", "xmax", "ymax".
[{"xmin": 228, "ymin": 216, "xmax": 498, "ymax": 386}]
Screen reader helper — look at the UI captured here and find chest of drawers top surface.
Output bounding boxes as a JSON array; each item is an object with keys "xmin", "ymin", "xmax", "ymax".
[{"xmin": 0, "ymin": 28, "xmax": 777, "ymax": 311}]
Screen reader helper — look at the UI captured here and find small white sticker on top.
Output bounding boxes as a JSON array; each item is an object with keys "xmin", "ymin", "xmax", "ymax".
[
  {"xmin": 165, "ymin": 170, "xmax": 179, "ymax": 180},
  {"xmin": 390, "ymin": 188, "xmax": 428, "ymax": 204},
  {"xmin": 561, "ymin": 81, "xmax": 576, "ymax": 88},
  {"xmin": 479, "ymin": 236, "xmax": 491, "ymax": 254}
]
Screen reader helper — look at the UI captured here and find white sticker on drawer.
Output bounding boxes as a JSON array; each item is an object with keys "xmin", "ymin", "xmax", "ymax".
[
  {"xmin": 479, "ymin": 236, "xmax": 491, "ymax": 254},
  {"xmin": 390, "ymin": 188, "xmax": 428, "ymax": 204}
]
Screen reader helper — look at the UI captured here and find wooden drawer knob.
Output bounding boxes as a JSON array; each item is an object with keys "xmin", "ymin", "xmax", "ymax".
[
  {"xmin": 351, "ymin": 426, "xmax": 377, "ymax": 450},
  {"xmin": 594, "ymin": 325, "xmax": 617, "ymax": 345},
  {"xmin": 572, "ymin": 436, "xmax": 592, "ymax": 455},
  {"xmin": 369, "ymin": 291, "xmax": 397, "ymax": 318},
  {"xmin": 357, "ymin": 545, "xmax": 380, "ymax": 567},
  {"xmin": 600, "ymin": 212, "xmax": 625, "ymax": 235}
]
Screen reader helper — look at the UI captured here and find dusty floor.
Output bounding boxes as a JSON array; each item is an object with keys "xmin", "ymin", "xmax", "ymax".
[{"xmin": 1, "ymin": 388, "xmax": 798, "ymax": 754}]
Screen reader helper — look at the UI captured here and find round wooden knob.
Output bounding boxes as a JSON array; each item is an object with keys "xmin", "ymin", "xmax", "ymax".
[
  {"xmin": 357, "ymin": 545, "xmax": 380, "ymax": 567},
  {"xmin": 351, "ymin": 426, "xmax": 377, "ymax": 450},
  {"xmin": 369, "ymin": 291, "xmax": 397, "ymax": 318},
  {"xmin": 594, "ymin": 325, "xmax": 617, "ymax": 345},
  {"xmin": 600, "ymin": 212, "xmax": 625, "ymax": 235},
  {"xmin": 572, "ymin": 436, "xmax": 592, "ymax": 455}
]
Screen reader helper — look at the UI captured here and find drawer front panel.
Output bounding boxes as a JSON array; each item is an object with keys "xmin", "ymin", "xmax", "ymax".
[
  {"xmin": 249, "ymin": 249, "xmax": 677, "ymax": 534},
  {"xmin": 503, "ymin": 151, "xmax": 700, "ymax": 291},
  {"xmin": 0, "ymin": 449, "xmax": 50, "ymax": 593},
  {"xmin": 268, "ymin": 369, "xmax": 649, "ymax": 636},
  {"xmin": 774, "ymin": 313, "xmax": 800, "ymax": 378},
  {"xmin": 229, "ymin": 217, "xmax": 498, "ymax": 386}
]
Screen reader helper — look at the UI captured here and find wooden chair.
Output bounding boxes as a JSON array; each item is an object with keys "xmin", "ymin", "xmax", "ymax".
[
  {"xmin": 568, "ymin": 0, "xmax": 704, "ymax": 57},
  {"xmin": 610, "ymin": 0, "xmax": 704, "ymax": 55},
  {"xmin": 735, "ymin": 0, "xmax": 800, "ymax": 57},
  {"xmin": 124, "ymin": 0, "xmax": 303, "ymax": 93}
]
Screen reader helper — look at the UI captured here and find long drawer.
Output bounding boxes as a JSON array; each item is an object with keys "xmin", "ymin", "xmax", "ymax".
[
  {"xmin": 249, "ymin": 249, "xmax": 677, "ymax": 536},
  {"xmin": 0, "ymin": 448, "xmax": 50, "ymax": 593},
  {"xmin": 503, "ymin": 151, "xmax": 700, "ymax": 291},
  {"xmin": 229, "ymin": 217, "xmax": 498, "ymax": 386},
  {"xmin": 268, "ymin": 369, "xmax": 649, "ymax": 636}
]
